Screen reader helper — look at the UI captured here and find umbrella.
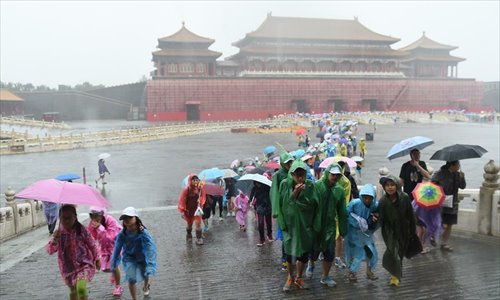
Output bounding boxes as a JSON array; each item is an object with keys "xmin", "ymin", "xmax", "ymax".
[
  {"xmin": 263, "ymin": 161, "xmax": 281, "ymax": 170},
  {"xmin": 263, "ymin": 145, "xmax": 276, "ymax": 155},
  {"xmin": 16, "ymin": 179, "xmax": 111, "ymax": 207},
  {"xmin": 316, "ymin": 131, "xmax": 326, "ymax": 138},
  {"xmin": 339, "ymin": 137, "xmax": 348, "ymax": 145},
  {"xmin": 198, "ymin": 168, "xmax": 224, "ymax": 180},
  {"xmin": 430, "ymin": 144, "xmax": 488, "ymax": 161},
  {"xmin": 331, "ymin": 133, "xmax": 340, "ymax": 140},
  {"xmin": 247, "ymin": 167, "xmax": 266, "ymax": 175},
  {"xmin": 412, "ymin": 182, "xmax": 445, "ymax": 209},
  {"xmin": 351, "ymin": 156, "xmax": 364, "ymax": 162},
  {"xmin": 235, "ymin": 179, "xmax": 254, "ymax": 196},
  {"xmin": 245, "ymin": 165, "xmax": 255, "ymax": 171},
  {"xmin": 203, "ymin": 182, "xmax": 225, "ymax": 196},
  {"xmin": 221, "ymin": 168, "xmax": 238, "ymax": 178},
  {"xmin": 238, "ymin": 174, "xmax": 272, "ymax": 187},
  {"xmin": 296, "ymin": 128, "xmax": 306, "ymax": 136},
  {"xmin": 292, "ymin": 149, "xmax": 305, "ymax": 159},
  {"xmin": 230, "ymin": 159, "xmax": 240, "ymax": 169},
  {"xmin": 319, "ymin": 156, "xmax": 357, "ymax": 169},
  {"xmin": 386, "ymin": 136, "xmax": 434, "ymax": 160},
  {"xmin": 98, "ymin": 153, "xmax": 111, "ymax": 160},
  {"xmin": 55, "ymin": 173, "xmax": 81, "ymax": 181}
]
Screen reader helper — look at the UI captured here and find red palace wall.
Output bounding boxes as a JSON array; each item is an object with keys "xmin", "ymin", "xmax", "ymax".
[{"xmin": 146, "ymin": 78, "xmax": 484, "ymax": 121}]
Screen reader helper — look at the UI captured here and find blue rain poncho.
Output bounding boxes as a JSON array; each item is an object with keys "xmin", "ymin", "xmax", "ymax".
[
  {"xmin": 344, "ymin": 184, "xmax": 379, "ymax": 273},
  {"xmin": 110, "ymin": 228, "xmax": 157, "ymax": 284}
]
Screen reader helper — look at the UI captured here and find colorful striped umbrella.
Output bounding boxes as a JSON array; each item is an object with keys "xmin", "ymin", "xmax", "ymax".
[{"xmin": 412, "ymin": 181, "xmax": 445, "ymax": 209}]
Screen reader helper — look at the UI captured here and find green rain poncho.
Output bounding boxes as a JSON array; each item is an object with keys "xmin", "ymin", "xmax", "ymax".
[
  {"xmin": 314, "ymin": 163, "xmax": 347, "ymax": 252},
  {"xmin": 378, "ymin": 175, "xmax": 417, "ymax": 279},
  {"xmin": 277, "ymin": 160, "xmax": 319, "ymax": 257},
  {"xmin": 270, "ymin": 152, "xmax": 294, "ymax": 218}
]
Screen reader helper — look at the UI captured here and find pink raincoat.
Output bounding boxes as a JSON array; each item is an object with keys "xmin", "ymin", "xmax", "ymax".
[
  {"xmin": 47, "ymin": 224, "xmax": 100, "ymax": 286},
  {"xmin": 234, "ymin": 192, "xmax": 249, "ymax": 226},
  {"xmin": 87, "ymin": 214, "xmax": 122, "ymax": 270}
]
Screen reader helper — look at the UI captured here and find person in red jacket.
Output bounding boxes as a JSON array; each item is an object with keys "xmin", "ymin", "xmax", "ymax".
[{"xmin": 178, "ymin": 174, "xmax": 206, "ymax": 245}]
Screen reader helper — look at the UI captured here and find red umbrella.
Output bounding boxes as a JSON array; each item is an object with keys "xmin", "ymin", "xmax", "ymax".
[
  {"xmin": 296, "ymin": 128, "xmax": 306, "ymax": 136},
  {"xmin": 412, "ymin": 182, "xmax": 445, "ymax": 209},
  {"xmin": 263, "ymin": 161, "xmax": 281, "ymax": 170},
  {"xmin": 203, "ymin": 182, "xmax": 225, "ymax": 196}
]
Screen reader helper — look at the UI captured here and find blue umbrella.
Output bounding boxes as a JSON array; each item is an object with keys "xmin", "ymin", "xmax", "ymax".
[
  {"xmin": 387, "ymin": 136, "xmax": 434, "ymax": 160},
  {"xmin": 198, "ymin": 167, "xmax": 224, "ymax": 181},
  {"xmin": 55, "ymin": 173, "xmax": 81, "ymax": 181},
  {"xmin": 264, "ymin": 145, "xmax": 276, "ymax": 155},
  {"xmin": 292, "ymin": 149, "xmax": 305, "ymax": 159}
]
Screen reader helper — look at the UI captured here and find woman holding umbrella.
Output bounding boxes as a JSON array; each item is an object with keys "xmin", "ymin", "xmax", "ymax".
[{"xmin": 432, "ymin": 161, "xmax": 466, "ymax": 252}]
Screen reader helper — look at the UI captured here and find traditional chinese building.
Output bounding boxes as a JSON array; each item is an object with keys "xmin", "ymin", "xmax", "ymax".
[
  {"xmin": 152, "ymin": 22, "xmax": 221, "ymax": 78},
  {"xmin": 0, "ymin": 89, "xmax": 24, "ymax": 116},
  {"xmin": 399, "ymin": 32, "xmax": 465, "ymax": 78},
  {"xmin": 146, "ymin": 15, "xmax": 484, "ymax": 121}
]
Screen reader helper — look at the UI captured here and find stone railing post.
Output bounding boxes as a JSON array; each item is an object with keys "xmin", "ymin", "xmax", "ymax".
[
  {"xmin": 478, "ymin": 160, "xmax": 500, "ymax": 235},
  {"xmin": 5, "ymin": 187, "xmax": 18, "ymax": 233}
]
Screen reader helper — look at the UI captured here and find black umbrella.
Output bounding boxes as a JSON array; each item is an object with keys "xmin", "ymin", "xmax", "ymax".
[
  {"xmin": 234, "ymin": 180, "xmax": 254, "ymax": 196},
  {"xmin": 430, "ymin": 144, "xmax": 487, "ymax": 161}
]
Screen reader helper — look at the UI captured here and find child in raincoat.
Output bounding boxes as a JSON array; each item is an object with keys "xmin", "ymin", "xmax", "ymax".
[
  {"xmin": 234, "ymin": 190, "xmax": 249, "ymax": 231},
  {"xmin": 277, "ymin": 160, "xmax": 319, "ymax": 292},
  {"xmin": 87, "ymin": 207, "xmax": 123, "ymax": 296},
  {"xmin": 344, "ymin": 184, "xmax": 379, "ymax": 283},
  {"xmin": 47, "ymin": 204, "xmax": 100, "ymax": 300},
  {"xmin": 359, "ymin": 138, "xmax": 367, "ymax": 158},
  {"xmin": 110, "ymin": 207, "xmax": 157, "ymax": 300},
  {"xmin": 178, "ymin": 174, "xmax": 206, "ymax": 245}
]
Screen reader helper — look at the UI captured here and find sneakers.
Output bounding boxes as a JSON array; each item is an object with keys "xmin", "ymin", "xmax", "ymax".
[
  {"xmin": 186, "ymin": 234, "xmax": 192, "ymax": 242},
  {"xmin": 203, "ymin": 224, "xmax": 209, "ymax": 233},
  {"xmin": 334, "ymin": 257, "xmax": 347, "ymax": 269},
  {"xmin": 257, "ymin": 241, "xmax": 264, "ymax": 247},
  {"xmin": 320, "ymin": 276, "xmax": 337, "ymax": 287},
  {"xmin": 267, "ymin": 236, "xmax": 275, "ymax": 243},
  {"xmin": 390, "ymin": 275, "xmax": 400, "ymax": 286},
  {"xmin": 305, "ymin": 262, "xmax": 315, "ymax": 279},
  {"xmin": 283, "ymin": 277, "xmax": 294, "ymax": 292},
  {"xmin": 195, "ymin": 238, "xmax": 204, "ymax": 245},
  {"xmin": 112, "ymin": 285, "xmax": 123, "ymax": 296},
  {"xmin": 430, "ymin": 237, "xmax": 437, "ymax": 247},
  {"xmin": 421, "ymin": 247, "xmax": 431, "ymax": 254},
  {"xmin": 143, "ymin": 283, "xmax": 150, "ymax": 296},
  {"xmin": 294, "ymin": 277, "xmax": 309, "ymax": 289},
  {"xmin": 219, "ymin": 217, "xmax": 223, "ymax": 221},
  {"xmin": 440, "ymin": 244, "xmax": 453, "ymax": 252}
]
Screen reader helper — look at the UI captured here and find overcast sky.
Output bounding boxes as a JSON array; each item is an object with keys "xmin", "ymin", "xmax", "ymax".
[{"xmin": 1, "ymin": 0, "xmax": 499, "ymax": 88}]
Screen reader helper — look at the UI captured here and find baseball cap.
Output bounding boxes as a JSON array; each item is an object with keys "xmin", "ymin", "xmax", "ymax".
[
  {"xmin": 329, "ymin": 166, "xmax": 342, "ymax": 175},
  {"xmin": 119, "ymin": 207, "xmax": 139, "ymax": 220}
]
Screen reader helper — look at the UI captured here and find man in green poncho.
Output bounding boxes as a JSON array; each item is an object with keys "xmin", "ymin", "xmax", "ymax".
[
  {"xmin": 277, "ymin": 160, "xmax": 319, "ymax": 292},
  {"xmin": 269, "ymin": 151, "xmax": 294, "ymax": 271},
  {"xmin": 334, "ymin": 161, "xmax": 352, "ymax": 269},
  {"xmin": 378, "ymin": 175, "xmax": 417, "ymax": 287},
  {"xmin": 306, "ymin": 163, "xmax": 347, "ymax": 287}
]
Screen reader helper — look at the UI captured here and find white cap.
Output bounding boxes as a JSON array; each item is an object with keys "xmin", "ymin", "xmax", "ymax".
[
  {"xmin": 119, "ymin": 207, "xmax": 139, "ymax": 220},
  {"xmin": 301, "ymin": 154, "xmax": 313, "ymax": 161},
  {"xmin": 329, "ymin": 166, "xmax": 342, "ymax": 175}
]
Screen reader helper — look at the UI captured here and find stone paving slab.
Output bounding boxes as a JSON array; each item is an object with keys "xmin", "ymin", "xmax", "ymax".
[{"xmin": 1, "ymin": 208, "xmax": 499, "ymax": 299}]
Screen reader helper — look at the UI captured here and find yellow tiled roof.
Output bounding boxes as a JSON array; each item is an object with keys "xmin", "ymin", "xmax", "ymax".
[{"xmin": 0, "ymin": 89, "xmax": 24, "ymax": 102}]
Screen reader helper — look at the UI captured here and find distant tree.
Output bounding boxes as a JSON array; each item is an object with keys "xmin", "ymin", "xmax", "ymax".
[
  {"xmin": 73, "ymin": 81, "xmax": 105, "ymax": 91},
  {"xmin": 138, "ymin": 75, "xmax": 148, "ymax": 82}
]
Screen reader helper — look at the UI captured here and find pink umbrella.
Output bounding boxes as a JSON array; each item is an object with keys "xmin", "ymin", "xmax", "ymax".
[
  {"xmin": 263, "ymin": 161, "xmax": 281, "ymax": 170},
  {"xmin": 245, "ymin": 165, "xmax": 255, "ymax": 170},
  {"xmin": 16, "ymin": 179, "xmax": 111, "ymax": 207},
  {"xmin": 319, "ymin": 156, "xmax": 357, "ymax": 169},
  {"xmin": 203, "ymin": 182, "xmax": 225, "ymax": 196}
]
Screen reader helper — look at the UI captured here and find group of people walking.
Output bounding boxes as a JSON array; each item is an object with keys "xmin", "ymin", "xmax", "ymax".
[{"xmin": 46, "ymin": 205, "xmax": 157, "ymax": 300}]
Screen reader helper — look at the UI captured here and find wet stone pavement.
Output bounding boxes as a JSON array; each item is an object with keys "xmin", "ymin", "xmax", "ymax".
[{"xmin": 1, "ymin": 207, "xmax": 499, "ymax": 300}]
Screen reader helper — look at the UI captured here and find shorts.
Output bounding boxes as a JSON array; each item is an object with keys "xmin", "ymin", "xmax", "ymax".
[
  {"xmin": 284, "ymin": 252, "xmax": 309, "ymax": 264},
  {"xmin": 202, "ymin": 206, "xmax": 211, "ymax": 220},
  {"xmin": 442, "ymin": 212, "xmax": 458, "ymax": 225},
  {"xmin": 309, "ymin": 244, "xmax": 335, "ymax": 262}
]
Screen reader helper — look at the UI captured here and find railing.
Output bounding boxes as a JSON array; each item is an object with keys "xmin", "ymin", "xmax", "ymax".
[
  {"xmin": 0, "ymin": 118, "xmax": 294, "ymax": 155},
  {"xmin": 1, "ymin": 116, "xmax": 70, "ymax": 129}
]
